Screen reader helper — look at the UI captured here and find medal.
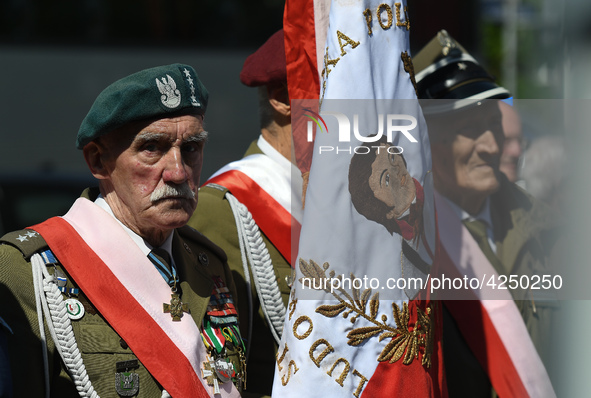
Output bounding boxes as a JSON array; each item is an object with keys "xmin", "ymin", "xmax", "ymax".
[
  {"xmin": 201, "ymin": 356, "xmax": 237, "ymax": 395},
  {"xmin": 199, "ymin": 276, "xmax": 247, "ymax": 391},
  {"xmin": 115, "ymin": 360, "xmax": 140, "ymax": 396},
  {"xmin": 54, "ymin": 267, "xmax": 79, "ymax": 295},
  {"xmin": 163, "ymin": 293, "xmax": 189, "ymax": 321},
  {"xmin": 148, "ymin": 249, "xmax": 190, "ymax": 321},
  {"xmin": 54, "ymin": 268, "xmax": 67, "ymax": 287},
  {"xmin": 64, "ymin": 298, "xmax": 85, "ymax": 320},
  {"xmin": 214, "ymin": 357, "xmax": 236, "ymax": 382}
]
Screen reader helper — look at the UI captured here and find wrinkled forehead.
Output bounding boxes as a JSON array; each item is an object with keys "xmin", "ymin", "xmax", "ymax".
[{"xmin": 98, "ymin": 111, "xmax": 205, "ymax": 150}]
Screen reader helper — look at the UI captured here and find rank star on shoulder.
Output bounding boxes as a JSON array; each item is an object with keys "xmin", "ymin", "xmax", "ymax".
[
  {"xmin": 16, "ymin": 235, "xmax": 28, "ymax": 242},
  {"xmin": 183, "ymin": 68, "xmax": 191, "ymax": 77},
  {"xmin": 26, "ymin": 231, "xmax": 38, "ymax": 238}
]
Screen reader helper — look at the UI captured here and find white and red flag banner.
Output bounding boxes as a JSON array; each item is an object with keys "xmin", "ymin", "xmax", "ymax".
[{"xmin": 274, "ymin": 0, "xmax": 446, "ymax": 396}]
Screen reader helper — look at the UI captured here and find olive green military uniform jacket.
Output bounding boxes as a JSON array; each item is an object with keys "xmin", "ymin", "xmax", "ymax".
[
  {"xmin": 443, "ymin": 175, "xmax": 561, "ymax": 397},
  {"xmin": 0, "ymin": 189, "xmax": 243, "ymax": 397},
  {"xmin": 189, "ymin": 141, "xmax": 292, "ymax": 398}
]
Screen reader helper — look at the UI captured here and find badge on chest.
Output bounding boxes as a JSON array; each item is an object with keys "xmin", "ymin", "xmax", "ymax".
[{"xmin": 115, "ymin": 360, "xmax": 140, "ymax": 396}]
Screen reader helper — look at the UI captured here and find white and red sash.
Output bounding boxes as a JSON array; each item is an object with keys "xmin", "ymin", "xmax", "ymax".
[
  {"xmin": 435, "ymin": 191, "xmax": 556, "ymax": 398},
  {"xmin": 32, "ymin": 198, "xmax": 241, "ymax": 398},
  {"xmin": 206, "ymin": 153, "xmax": 302, "ymax": 266}
]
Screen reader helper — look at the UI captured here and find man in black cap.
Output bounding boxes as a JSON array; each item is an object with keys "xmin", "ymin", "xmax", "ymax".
[
  {"xmin": 414, "ymin": 31, "xmax": 560, "ymax": 397},
  {"xmin": 189, "ymin": 29, "xmax": 300, "ymax": 397},
  {"xmin": 0, "ymin": 64, "xmax": 245, "ymax": 397}
]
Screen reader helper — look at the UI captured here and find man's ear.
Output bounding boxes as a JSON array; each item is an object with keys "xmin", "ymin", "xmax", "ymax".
[
  {"xmin": 268, "ymin": 86, "xmax": 291, "ymax": 118},
  {"xmin": 83, "ymin": 141, "xmax": 109, "ymax": 180}
]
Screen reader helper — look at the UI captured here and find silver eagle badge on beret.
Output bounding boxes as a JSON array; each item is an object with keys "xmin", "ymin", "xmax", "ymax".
[{"xmin": 156, "ymin": 74, "xmax": 181, "ymax": 108}]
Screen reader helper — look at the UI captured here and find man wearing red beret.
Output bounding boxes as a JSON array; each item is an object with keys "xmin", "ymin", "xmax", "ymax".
[{"xmin": 189, "ymin": 29, "xmax": 301, "ymax": 397}]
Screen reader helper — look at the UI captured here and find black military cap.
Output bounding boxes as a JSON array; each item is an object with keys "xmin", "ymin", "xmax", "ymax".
[{"xmin": 413, "ymin": 30, "xmax": 510, "ymax": 114}]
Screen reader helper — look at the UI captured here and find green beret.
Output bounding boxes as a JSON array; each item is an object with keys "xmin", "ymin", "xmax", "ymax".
[{"xmin": 76, "ymin": 63, "xmax": 208, "ymax": 149}]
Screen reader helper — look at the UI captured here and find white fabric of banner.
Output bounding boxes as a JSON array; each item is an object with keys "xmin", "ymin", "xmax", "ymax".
[{"xmin": 273, "ymin": 1, "xmax": 435, "ymax": 396}]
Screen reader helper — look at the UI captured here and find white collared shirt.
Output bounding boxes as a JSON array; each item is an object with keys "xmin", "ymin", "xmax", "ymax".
[
  {"xmin": 257, "ymin": 134, "xmax": 290, "ymax": 171},
  {"xmin": 94, "ymin": 195, "xmax": 176, "ymax": 266}
]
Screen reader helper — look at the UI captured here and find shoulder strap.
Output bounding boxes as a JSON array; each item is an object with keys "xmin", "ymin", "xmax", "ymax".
[
  {"xmin": 0, "ymin": 229, "xmax": 48, "ymax": 260},
  {"xmin": 0, "ymin": 223, "xmax": 100, "ymax": 397},
  {"xmin": 202, "ymin": 182, "xmax": 229, "ymax": 195}
]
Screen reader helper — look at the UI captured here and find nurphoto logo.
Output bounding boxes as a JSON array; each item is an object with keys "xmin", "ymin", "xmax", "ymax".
[{"xmin": 305, "ymin": 110, "xmax": 418, "ymax": 155}]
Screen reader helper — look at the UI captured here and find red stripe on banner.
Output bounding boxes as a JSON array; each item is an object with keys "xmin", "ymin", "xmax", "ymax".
[
  {"xmin": 284, "ymin": 0, "xmax": 319, "ymax": 177},
  {"xmin": 361, "ymin": 300, "xmax": 447, "ymax": 398},
  {"xmin": 361, "ymin": 239, "xmax": 447, "ymax": 398},
  {"xmin": 32, "ymin": 217, "xmax": 210, "ymax": 398},
  {"xmin": 291, "ymin": 214, "xmax": 301, "ymax": 268},
  {"xmin": 439, "ymin": 247, "xmax": 530, "ymax": 398},
  {"xmin": 207, "ymin": 170, "xmax": 294, "ymax": 266},
  {"xmin": 283, "ymin": 0, "xmax": 319, "ymax": 102}
]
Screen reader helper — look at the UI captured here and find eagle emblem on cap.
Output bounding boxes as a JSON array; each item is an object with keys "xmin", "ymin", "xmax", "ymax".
[{"xmin": 156, "ymin": 74, "xmax": 181, "ymax": 108}]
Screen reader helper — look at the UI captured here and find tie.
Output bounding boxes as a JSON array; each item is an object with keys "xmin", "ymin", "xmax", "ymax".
[
  {"xmin": 463, "ymin": 219, "xmax": 507, "ymax": 275},
  {"xmin": 148, "ymin": 248, "xmax": 177, "ymax": 288}
]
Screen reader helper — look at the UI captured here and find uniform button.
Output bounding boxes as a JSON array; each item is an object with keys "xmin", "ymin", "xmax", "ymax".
[
  {"xmin": 120, "ymin": 339, "xmax": 128, "ymax": 349},
  {"xmin": 183, "ymin": 242, "xmax": 192, "ymax": 254},
  {"xmin": 198, "ymin": 252, "xmax": 209, "ymax": 266}
]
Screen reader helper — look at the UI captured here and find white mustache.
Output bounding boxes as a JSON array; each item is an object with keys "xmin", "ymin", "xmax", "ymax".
[{"xmin": 150, "ymin": 183, "xmax": 196, "ymax": 202}]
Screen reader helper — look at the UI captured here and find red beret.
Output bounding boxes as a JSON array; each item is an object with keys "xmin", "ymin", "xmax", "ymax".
[{"xmin": 240, "ymin": 29, "xmax": 287, "ymax": 87}]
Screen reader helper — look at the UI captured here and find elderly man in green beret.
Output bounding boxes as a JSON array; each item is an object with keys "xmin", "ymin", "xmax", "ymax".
[{"xmin": 0, "ymin": 64, "xmax": 245, "ymax": 397}]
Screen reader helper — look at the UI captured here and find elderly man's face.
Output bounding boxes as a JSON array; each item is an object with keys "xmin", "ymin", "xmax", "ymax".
[
  {"xmin": 368, "ymin": 144, "xmax": 416, "ymax": 219},
  {"xmin": 90, "ymin": 114, "xmax": 206, "ymax": 243},
  {"xmin": 429, "ymin": 102, "xmax": 504, "ymax": 214}
]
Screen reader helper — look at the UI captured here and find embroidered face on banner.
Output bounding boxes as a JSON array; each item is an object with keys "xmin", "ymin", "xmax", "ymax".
[
  {"xmin": 85, "ymin": 114, "xmax": 207, "ymax": 244},
  {"xmin": 349, "ymin": 136, "xmax": 422, "ymax": 240},
  {"xmin": 368, "ymin": 144, "xmax": 416, "ymax": 220}
]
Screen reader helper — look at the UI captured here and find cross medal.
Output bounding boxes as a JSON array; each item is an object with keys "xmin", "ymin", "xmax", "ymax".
[
  {"xmin": 163, "ymin": 293, "xmax": 189, "ymax": 321},
  {"xmin": 149, "ymin": 249, "xmax": 190, "ymax": 321}
]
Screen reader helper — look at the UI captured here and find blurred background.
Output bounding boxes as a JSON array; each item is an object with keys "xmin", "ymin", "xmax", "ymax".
[
  {"xmin": 0, "ymin": 0, "xmax": 286, "ymax": 180},
  {"xmin": 0, "ymin": 0, "xmax": 287, "ymax": 233},
  {"xmin": 0, "ymin": 0, "xmax": 579, "ymax": 179}
]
